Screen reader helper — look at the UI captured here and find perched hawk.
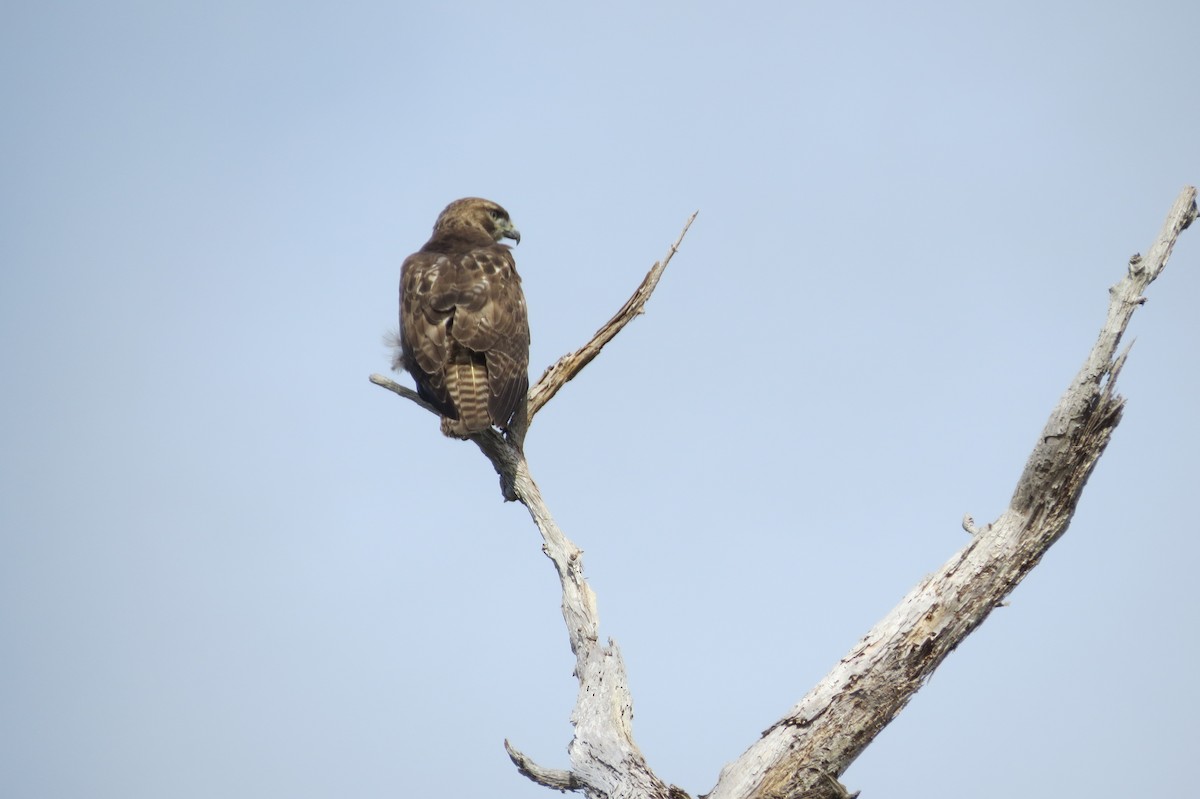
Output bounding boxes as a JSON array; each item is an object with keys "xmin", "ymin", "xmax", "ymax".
[{"xmin": 395, "ymin": 197, "xmax": 530, "ymax": 438}]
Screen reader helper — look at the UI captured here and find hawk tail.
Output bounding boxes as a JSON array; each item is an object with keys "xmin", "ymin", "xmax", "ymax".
[{"xmin": 442, "ymin": 360, "xmax": 492, "ymax": 437}]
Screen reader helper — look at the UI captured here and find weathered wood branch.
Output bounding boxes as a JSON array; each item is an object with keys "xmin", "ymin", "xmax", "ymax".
[
  {"xmin": 372, "ymin": 215, "xmax": 698, "ymax": 798},
  {"xmin": 505, "ymin": 451, "xmax": 681, "ymax": 799},
  {"xmin": 527, "ymin": 211, "xmax": 698, "ymax": 421},
  {"xmin": 375, "ymin": 189, "xmax": 1194, "ymax": 799},
  {"xmin": 367, "ymin": 376, "xmax": 437, "ymax": 415},
  {"xmin": 704, "ymin": 186, "xmax": 1198, "ymax": 799},
  {"xmin": 504, "ymin": 740, "xmax": 581, "ymax": 791}
]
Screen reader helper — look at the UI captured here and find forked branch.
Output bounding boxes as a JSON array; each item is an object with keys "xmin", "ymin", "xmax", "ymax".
[
  {"xmin": 371, "ymin": 213, "xmax": 698, "ymax": 799},
  {"xmin": 373, "ymin": 187, "xmax": 1196, "ymax": 799}
]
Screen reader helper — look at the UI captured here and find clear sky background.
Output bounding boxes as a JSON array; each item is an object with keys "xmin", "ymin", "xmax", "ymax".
[{"xmin": 2, "ymin": 2, "xmax": 1197, "ymax": 798}]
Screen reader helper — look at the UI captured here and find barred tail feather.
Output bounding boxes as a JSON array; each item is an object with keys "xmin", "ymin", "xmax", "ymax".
[{"xmin": 442, "ymin": 360, "xmax": 492, "ymax": 437}]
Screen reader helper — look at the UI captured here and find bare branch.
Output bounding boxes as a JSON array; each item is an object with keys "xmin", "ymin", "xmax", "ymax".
[
  {"xmin": 372, "ymin": 220, "xmax": 699, "ymax": 796},
  {"xmin": 372, "ymin": 189, "xmax": 1198, "ymax": 799},
  {"xmin": 505, "ymin": 740, "xmax": 581, "ymax": 791},
  {"xmin": 372, "ymin": 392, "xmax": 674, "ymax": 795},
  {"xmin": 705, "ymin": 186, "xmax": 1198, "ymax": 799},
  {"xmin": 367, "ymin": 373, "xmax": 440, "ymax": 416},
  {"xmin": 528, "ymin": 211, "xmax": 698, "ymax": 420},
  {"xmin": 1011, "ymin": 186, "xmax": 1198, "ymax": 513},
  {"xmin": 504, "ymin": 453, "xmax": 677, "ymax": 798}
]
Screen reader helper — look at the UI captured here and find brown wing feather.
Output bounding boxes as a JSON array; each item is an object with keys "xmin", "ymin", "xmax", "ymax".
[
  {"xmin": 398, "ymin": 252, "xmax": 457, "ymax": 416},
  {"xmin": 398, "ymin": 244, "xmax": 529, "ymax": 433}
]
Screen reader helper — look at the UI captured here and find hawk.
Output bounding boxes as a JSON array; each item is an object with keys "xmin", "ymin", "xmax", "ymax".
[{"xmin": 395, "ymin": 197, "xmax": 530, "ymax": 438}]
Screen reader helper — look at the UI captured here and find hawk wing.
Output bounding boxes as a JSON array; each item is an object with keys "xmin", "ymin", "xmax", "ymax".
[{"xmin": 399, "ymin": 244, "xmax": 529, "ymax": 432}]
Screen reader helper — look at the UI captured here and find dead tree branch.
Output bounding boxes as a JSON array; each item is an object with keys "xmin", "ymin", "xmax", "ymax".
[
  {"xmin": 371, "ymin": 213, "xmax": 698, "ymax": 799},
  {"xmin": 373, "ymin": 188, "xmax": 1196, "ymax": 799},
  {"xmin": 527, "ymin": 211, "xmax": 698, "ymax": 420},
  {"xmin": 704, "ymin": 186, "xmax": 1197, "ymax": 799}
]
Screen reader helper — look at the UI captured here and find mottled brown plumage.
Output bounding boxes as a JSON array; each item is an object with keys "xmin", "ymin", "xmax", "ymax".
[{"xmin": 395, "ymin": 198, "xmax": 529, "ymax": 438}]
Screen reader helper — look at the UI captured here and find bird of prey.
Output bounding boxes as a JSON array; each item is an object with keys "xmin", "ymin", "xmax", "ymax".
[{"xmin": 395, "ymin": 197, "xmax": 530, "ymax": 438}]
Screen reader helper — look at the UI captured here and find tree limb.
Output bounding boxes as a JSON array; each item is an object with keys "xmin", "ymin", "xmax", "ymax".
[
  {"xmin": 704, "ymin": 186, "xmax": 1198, "ymax": 799},
  {"xmin": 367, "ymin": 374, "xmax": 437, "ymax": 415},
  {"xmin": 371, "ymin": 214, "xmax": 698, "ymax": 798},
  {"xmin": 373, "ymin": 189, "xmax": 1195, "ymax": 799},
  {"xmin": 505, "ymin": 740, "xmax": 581, "ymax": 791},
  {"xmin": 527, "ymin": 211, "xmax": 698, "ymax": 420},
  {"xmin": 506, "ymin": 452, "xmax": 680, "ymax": 798}
]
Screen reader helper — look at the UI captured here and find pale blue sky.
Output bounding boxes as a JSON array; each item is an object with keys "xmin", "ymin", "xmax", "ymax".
[{"xmin": 2, "ymin": 2, "xmax": 1198, "ymax": 797}]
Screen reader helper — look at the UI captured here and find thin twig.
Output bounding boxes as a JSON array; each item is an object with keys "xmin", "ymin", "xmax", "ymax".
[{"xmin": 367, "ymin": 373, "xmax": 440, "ymax": 416}]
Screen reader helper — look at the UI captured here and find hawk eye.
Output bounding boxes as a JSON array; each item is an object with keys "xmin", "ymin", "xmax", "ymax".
[{"xmin": 488, "ymin": 209, "xmax": 502, "ymax": 220}]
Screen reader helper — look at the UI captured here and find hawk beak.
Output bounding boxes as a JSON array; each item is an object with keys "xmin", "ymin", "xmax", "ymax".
[{"xmin": 505, "ymin": 226, "xmax": 521, "ymax": 246}]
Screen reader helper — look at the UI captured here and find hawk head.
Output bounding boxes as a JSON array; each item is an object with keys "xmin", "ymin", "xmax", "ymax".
[{"xmin": 432, "ymin": 197, "xmax": 521, "ymax": 246}]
